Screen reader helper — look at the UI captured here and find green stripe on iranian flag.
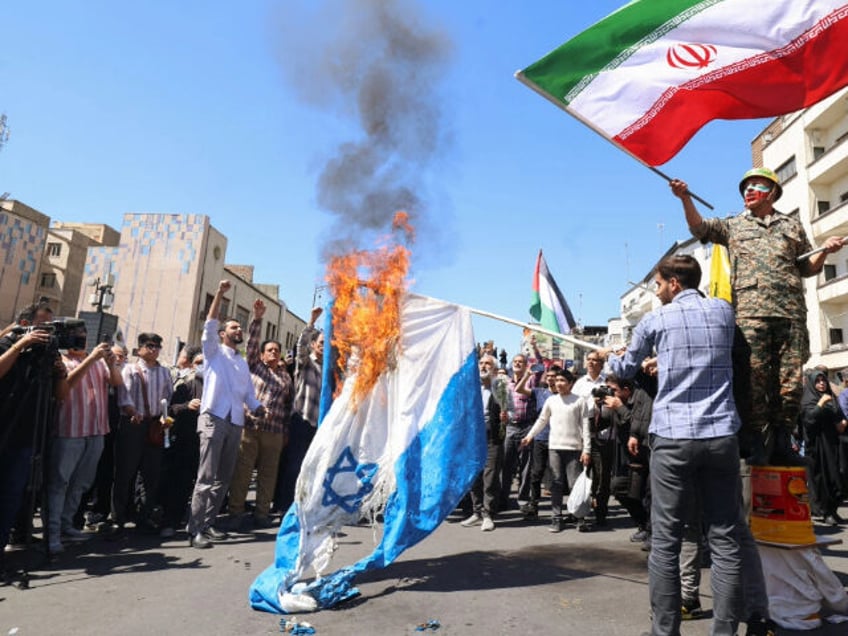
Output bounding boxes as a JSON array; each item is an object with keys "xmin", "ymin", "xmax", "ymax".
[{"xmin": 518, "ymin": 0, "xmax": 848, "ymax": 165}]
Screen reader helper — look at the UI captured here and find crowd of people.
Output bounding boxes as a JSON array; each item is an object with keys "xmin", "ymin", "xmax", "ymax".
[
  {"xmin": 2, "ymin": 167, "xmax": 848, "ymax": 635},
  {"xmin": 0, "ymin": 278, "xmax": 326, "ymax": 565}
]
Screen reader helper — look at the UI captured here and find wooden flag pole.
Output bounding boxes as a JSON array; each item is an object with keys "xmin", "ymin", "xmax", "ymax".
[{"xmin": 515, "ymin": 71, "xmax": 714, "ymax": 210}]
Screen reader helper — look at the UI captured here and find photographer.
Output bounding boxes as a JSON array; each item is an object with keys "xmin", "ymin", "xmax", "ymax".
[
  {"xmin": 46, "ymin": 327, "xmax": 122, "ymax": 553},
  {"xmin": 601, "ymin": 373, "xmax": 653, "ymax": 543},
  {"xmin": 0, "ymin": 302, "xmax": 69, "ymax": 560}
]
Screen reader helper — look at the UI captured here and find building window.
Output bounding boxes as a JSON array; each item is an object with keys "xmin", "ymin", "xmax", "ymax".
[
  {"xmin": 47, "ymin": 242, "xmax": 62, "ymax": 257},
  {"xmin": 265, "ymin": 322, "xmax": 277, "ymax": 341},
  {"xmin": 818, "ymin": 200, "xmax": 831, "ymax": 215},
  {"xmin": 235, "ymin": 305, "xmax": 250, "ymax": 330},
  {"xmin": 40, "ymin": 272, "xmax": 56, "ymax": 288},
  {"xmin": 813, "ymin": 146, "xmax": 826, "ymax": 161},
  {"xmin": 824, "ymin": 264, "xmax": 837, "ymax": 281},
  {"xmin": 841, "ymin": 192, "xmax": 848, "ymax": 204},
  {"xmin": 776, "ymin": 156, "xmax": 797, "ymax": 183},
  {"xmin": 830, "ymin": 328, "xmax": 844, "ymax": 346},
  {"xmin": 220, "ymin": 299, "xmax": 230, "ymax": 321}
]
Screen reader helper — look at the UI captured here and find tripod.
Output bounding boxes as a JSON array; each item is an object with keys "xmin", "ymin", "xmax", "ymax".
[{"xmin": 0, "ymin": 340, "xmax": 59, "ymax": 588}]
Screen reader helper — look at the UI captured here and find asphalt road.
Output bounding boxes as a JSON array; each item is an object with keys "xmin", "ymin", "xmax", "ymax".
[{"xmin": 2, "ymin": 501, "xmax": 848, "ymax": 635}]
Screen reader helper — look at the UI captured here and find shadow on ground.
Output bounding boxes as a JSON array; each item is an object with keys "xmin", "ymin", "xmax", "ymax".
[{"xmin": 343, "ymin": 543, "xmax": 648, "ymax": 608}]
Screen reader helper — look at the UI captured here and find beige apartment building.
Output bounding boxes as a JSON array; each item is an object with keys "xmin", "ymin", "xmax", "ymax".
[
  {"xmin": 77, "ymin": 212, "xmax": 305, "ymax": 363},
  {"xmin": 39, "ymin": 222, "xmax": 120, "ymax": 318},
  {"xmin": 0, "ymin": 199, "xmax": 50, "ymax": 325}
]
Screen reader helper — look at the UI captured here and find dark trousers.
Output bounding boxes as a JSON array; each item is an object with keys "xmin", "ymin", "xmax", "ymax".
[
  {"xmin": 111, "ymin": 417, "xmax": 162, "ymax": 525},
  {"xmin": 274, "ymin": 412, "xmax": 316, "ymax": 514},
  {"xmin": 470, "ymin": 440, "xmax": 503, "ymax": 517},
  {"xmin": 614, "ymin": 465, "xmax": 649, "ymax": 528},
  {"xmin": 0, "ymin": 446, "xmax": 33, "ymax": 550},
  {"xmin": 591, "ymin": 437, "xmax": 613, "ymax": 521},
  {"xmin": 158, "ymin": 421, "xmax": 200, "ymax": 528},
  {"xmin": 82, "ymin": 430, "xmax": 114, "ymax": 518},
  {"xmin": 499, "ymin": 424, "xmax": 531, "ymax": 509},
  {"xmin": 528, "ymin": 438, "xmax": 550, "ymax": 506}
]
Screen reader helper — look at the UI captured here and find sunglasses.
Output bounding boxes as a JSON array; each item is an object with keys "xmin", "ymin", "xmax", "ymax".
[{"xmin": 144, "ymin": 343, "xmax": 162, "ymax": 350}]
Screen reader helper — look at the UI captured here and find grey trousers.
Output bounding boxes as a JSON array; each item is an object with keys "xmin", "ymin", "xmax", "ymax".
[
  {"xmin": 649, "ymin": 434, "xmax": 742, "ymax": 636},
  {"xmin": 187, "ymin": 413, "xmax": 242, "ymax": 535}
]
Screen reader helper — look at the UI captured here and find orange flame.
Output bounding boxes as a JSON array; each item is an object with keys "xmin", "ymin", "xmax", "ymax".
[{"xmin": 326, "ymin": 211, "xmax": 413, "ymax": 407}]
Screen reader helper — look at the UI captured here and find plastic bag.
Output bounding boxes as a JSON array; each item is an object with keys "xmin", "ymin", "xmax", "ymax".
[{"xmin": 566, "ymin": 467, "xmax": 592, "ymax": 518}]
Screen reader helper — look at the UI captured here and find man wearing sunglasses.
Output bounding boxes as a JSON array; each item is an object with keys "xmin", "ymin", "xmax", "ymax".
[
  {"xmin": 112, "ymin": 333, "xmax": 172, "ymax": 533},
  {"xmin": 670, "ymin": 170, "xmax": 844, "ymax": 466}
]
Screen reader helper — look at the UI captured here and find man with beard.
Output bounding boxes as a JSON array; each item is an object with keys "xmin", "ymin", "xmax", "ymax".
[{"xmin": 186, "ymin": 280, "xmax": 264, "ymax": 549}]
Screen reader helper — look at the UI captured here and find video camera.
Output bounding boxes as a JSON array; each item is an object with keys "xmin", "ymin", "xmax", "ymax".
[
  {"xmin": 10, "ymin": 318, "xmax": 88, "ymax": 351},
  {"xmin": 591, "ymin": 385, "xmax": 615, "ymax": 400}
]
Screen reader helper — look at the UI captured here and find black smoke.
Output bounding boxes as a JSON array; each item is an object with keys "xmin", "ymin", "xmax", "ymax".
[{"xmin": 273, "ymin": 0, "xmax": 455, "ymax": 259}]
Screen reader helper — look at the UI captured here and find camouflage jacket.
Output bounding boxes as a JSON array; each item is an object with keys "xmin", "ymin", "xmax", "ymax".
[{"xmin": 691, "ymin": 210, "xmax": 814, "ymax": 320}]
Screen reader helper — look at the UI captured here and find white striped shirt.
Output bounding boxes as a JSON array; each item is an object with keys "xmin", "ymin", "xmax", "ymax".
[
  {"xmin": 120, "ymin": 360, "xmax": 173, "ymax": 417},
  {"xmin": 57, "ymin": 356, "xmax": 111, "ymax": 438}
]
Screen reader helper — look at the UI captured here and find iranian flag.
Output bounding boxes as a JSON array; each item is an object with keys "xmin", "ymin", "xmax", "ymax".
[
  {"xmin": 516, "ymin": 0, "xmax": 848, "ymax": 166},
  {"xmin": 530, "ymin": 250, "xmax": 576, "ymax": 334}
]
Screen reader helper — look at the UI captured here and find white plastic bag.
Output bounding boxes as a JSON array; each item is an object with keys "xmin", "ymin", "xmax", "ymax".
[{"xmin": 566, "ymin": 467, "xmax": 592, "ymax": 518}]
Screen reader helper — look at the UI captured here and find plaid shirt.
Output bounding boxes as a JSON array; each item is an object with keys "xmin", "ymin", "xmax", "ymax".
[
  {"xmin": 244, "ymin": 318, "xmax": 293, "ymax": 435},
  {"xmin": 293, "ymin": 325, "xmax": 322, "ymax": 427},
  {"xmin": 608, "ymin": 289, "xmax": 740, "ymax": 440},
  {"xmin": 509, "ymin": 373, "xmax": 537, "ymax": 426}
]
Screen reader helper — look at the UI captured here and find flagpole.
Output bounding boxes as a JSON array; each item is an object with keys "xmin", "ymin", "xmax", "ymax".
[
  {"xmin": 410, "ymin": 293, "xmax": 602, "ymax": 351},
  {"xmin": 514, "ymin": 71, "xmax": 714, "ymax": 210}
]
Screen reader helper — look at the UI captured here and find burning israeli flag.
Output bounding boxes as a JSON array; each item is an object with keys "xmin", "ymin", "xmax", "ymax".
[{"xmin": 250, "ymin": 290, "xmax": 485, "ymax": 613}]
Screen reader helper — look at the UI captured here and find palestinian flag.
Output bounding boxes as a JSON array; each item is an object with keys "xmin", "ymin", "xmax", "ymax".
[
  {"xmin": 516, "ymin": 0, "xmax": 848, "ymax": 166},
  {"xmin": 530, "ymin": 250, "xmax": 576, "ymax": 334}
]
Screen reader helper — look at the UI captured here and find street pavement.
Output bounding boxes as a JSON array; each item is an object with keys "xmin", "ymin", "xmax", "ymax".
[{"xmin": 2, "ymin": 500, "xmax": 848, "ymax": 636}]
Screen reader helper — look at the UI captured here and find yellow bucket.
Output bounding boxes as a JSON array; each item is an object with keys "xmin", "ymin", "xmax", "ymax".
[{"xmin": 750, "ymin": 466, "xmax": 815, "ymax": 545}]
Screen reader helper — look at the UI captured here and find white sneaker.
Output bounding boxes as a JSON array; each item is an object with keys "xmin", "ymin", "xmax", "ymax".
[
  {"xmin": 460, "ymin": 513, "xmax": 482, "ymax": 527},
  {"xmin": 481, "ymin": 516, "xmax": 495, "ymax": 532}
]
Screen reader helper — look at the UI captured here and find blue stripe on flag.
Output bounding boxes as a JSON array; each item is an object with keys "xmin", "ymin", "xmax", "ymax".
[{"xmin": 248, "ymin": 348, "xmax": 485, "ymax": 612}]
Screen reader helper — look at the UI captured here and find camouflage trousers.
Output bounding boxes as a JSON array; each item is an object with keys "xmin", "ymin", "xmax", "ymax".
[{"xmin": 733, "ymin": 317, "xmax": 808, "ymax": 436}]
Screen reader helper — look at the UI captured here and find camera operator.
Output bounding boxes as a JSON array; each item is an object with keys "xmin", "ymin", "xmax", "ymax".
[
  {"xmin": 0, "ymin": 301, "xmax": 69, "ymax": 560},
  {"xmin": 601, "ymin": 373, "xmax": 653, "ymax": 544}
]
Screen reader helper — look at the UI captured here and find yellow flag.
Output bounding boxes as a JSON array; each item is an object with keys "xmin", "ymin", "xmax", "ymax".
[{"xmin": 709, "ymin": 244, "xmax": 732, "ymax": 303}]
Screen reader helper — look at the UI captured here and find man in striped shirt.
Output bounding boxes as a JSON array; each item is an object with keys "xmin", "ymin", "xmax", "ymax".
[
  {"xmin": 112, "ymin": 332, "xmax": 173, "ymax": 533},
  {"xmin": 228, "ymin": 298, "xmax": 294, "ymax": 529},
  {"xmin": 46, "ymin": 329, "xmax": 122, "ymax": 553}
]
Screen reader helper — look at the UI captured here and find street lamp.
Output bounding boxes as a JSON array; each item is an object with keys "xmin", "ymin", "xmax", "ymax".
[
  {"xmin": 87, "ymin": 276, "xmax": 115, "ymax": 346},
  {"xmin": 88, "ymin": 276, "xmax": 114, "ymax": 313}
]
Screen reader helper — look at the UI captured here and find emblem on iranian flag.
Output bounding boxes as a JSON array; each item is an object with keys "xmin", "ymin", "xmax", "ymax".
[{"xmin": 666, "ymin": 43, "xmax": 717, "ymax": 69}]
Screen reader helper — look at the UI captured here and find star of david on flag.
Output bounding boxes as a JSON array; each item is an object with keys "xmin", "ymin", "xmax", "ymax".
[{"xmin": 250, "ymin": 294, "xmax": 486, "ymax": 613}]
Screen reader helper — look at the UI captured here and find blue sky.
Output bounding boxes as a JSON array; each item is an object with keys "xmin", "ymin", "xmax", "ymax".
[{"xmin": 2, "ymin": 1, "xmax": 771, "ymax": 353}]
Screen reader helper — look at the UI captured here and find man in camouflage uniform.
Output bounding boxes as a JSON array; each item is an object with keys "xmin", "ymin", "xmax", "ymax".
[{"xmin": 670, "ymin": 168, "xmax": 844, "ymax": 464}]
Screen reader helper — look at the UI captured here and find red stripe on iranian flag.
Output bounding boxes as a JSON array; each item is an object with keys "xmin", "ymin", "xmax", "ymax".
[{"xmin": 610, "ymin": 8, "xmax": 848, "ymax": 165}]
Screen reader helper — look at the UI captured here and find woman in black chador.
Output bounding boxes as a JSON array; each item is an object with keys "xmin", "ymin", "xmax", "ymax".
[{"xmin": 799, "ymin": 368, "xmax": 846, "ymax": 526}]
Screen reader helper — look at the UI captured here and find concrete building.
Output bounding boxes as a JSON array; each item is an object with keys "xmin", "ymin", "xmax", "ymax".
[
  {"xmin": 78, "ymin": 213, "xmax": 305, "ymax": 363},
  {"xmin": 0, "ymin": 199, "xmax": 50, "ymax": 325},
  {"xmin": 40, "ymin": 222, "xmax": 120, "ymax": 318},
  {"xmin": 755, "ymin": 86, "xmax": 848, "ymax": 370}
]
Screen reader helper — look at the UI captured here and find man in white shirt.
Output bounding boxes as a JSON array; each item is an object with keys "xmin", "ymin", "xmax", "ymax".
[{"xmin": 187, "ymin": 280, "xmax": 264, "ymax": 549}]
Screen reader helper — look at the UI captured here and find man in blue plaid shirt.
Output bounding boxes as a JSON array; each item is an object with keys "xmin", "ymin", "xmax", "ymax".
[{"xmin": 605, "ymin": 254, "xmax": 743, "ymax": 636}]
